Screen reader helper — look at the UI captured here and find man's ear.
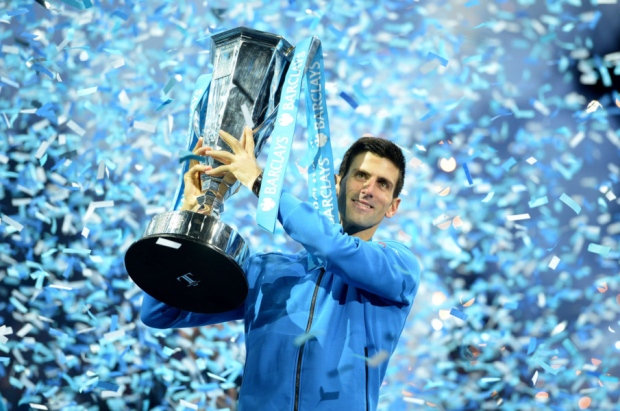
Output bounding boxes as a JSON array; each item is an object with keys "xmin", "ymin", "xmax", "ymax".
[
  {"xmin": 385, "ymin": 197, "xmax": 401, "ymax": 218},
  {"xmin": 335, "ymin": 174, "xmax": 342, "ymax": 196}
]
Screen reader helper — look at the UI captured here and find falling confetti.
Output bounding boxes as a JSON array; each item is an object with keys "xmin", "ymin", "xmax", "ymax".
[
  {"xmin": 0, "ymin": 1, "xmax": 618, "ymax": 410},
  {"xmin": 585, "ymin": 100, "xmax": 603, "ymax": 113}
]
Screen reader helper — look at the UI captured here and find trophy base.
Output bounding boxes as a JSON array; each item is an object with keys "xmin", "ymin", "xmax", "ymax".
[{"xmin": 124, "ymin": 211, "xmax": 249, "ymax": 314}]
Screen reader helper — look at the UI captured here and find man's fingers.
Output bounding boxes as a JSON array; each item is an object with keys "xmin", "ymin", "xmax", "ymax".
[
  {"xmin": 184, "ymin": 163, "xmax": 209, "ymax": 184},
  {"xmin": 186, "ymin": 163, "xmax": 209, "ymax": 173},
  {"xmin": 205, "ymin": 164, "xmax": 230, "ymax": 176},
  {"xmin": 195, "ymin": 146, "xmax": 213, "ymax": 155},
  {"xmin": 190, "ymin": 139, "xmax": 205, "ymax": 168},
  {"xmin": 218, "ymin": 129, "xmax": 243, "ymax": 153},
  {"xmin": 196, "ymin": 146, "xmax": 212, "ymax": 154},
  {"xmin": 203, "ymin": 149, "xmax": 234, "ymax": 163},
  {"xmin": 244, "ymin": 126, "xmax": 255, "ymax": 155},
  {"xmin": 239, "ymin": 131, "xmax": 246, "ymax": 154},
  {"xmin": 192, "ymin": 137, "xmax": 203, "ymax": 153}
]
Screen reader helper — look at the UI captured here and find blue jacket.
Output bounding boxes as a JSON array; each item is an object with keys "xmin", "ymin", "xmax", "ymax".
[{"xmin": 141, "ymin": 192, "xmax": 421, "ymax": 410}]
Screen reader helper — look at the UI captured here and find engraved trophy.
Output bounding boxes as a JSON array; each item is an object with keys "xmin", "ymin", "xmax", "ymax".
[{"xmin": 125, "ymin": 27, "xmax": 293, "ymax": 313}]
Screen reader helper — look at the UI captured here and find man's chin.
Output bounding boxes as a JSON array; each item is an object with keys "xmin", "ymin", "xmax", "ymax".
[{"xmin": 343, "ymin": 219, "xmax": 377, "ymax": 234}]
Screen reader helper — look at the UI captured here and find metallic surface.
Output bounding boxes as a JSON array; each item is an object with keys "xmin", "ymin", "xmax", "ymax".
[
  {"xmin": 144, "ymin": 211, "xmax": 248, "ymax": 265},
  {"xmin": 125, "ymin": 212, "xmax": 249, "ymax": 313},
  {"xmin": 195, "ymin": 27, "xmax": 294, "ymax": 215}
]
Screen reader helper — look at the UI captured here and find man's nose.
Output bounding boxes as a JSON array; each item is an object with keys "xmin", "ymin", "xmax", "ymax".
[{"xmin": 360, "ymin": 180, "xmax": 375, "ymax": 197}]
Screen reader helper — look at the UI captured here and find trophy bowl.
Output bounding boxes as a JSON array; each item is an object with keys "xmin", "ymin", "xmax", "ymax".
[{"xmin": 124, "ymin": 211, "xmax": 249, "ymax": 313}]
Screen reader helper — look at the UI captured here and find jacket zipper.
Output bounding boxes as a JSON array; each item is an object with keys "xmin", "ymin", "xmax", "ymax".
[
  {"xmin": 294, "ymin": 268, "xmax": 325, "ymax": 411},
  {"xmin": 364, "ymin": 347, "xmax": 370, "ymax": 411}
]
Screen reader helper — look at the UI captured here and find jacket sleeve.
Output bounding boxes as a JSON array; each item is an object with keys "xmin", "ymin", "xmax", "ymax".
[
  {"xmin": 140, "ymin": 293, "xmax": 244, "ymax": 329},
  {"xmin": 277, "ymin": 192, "xmax": 420, "ymax": 304}
]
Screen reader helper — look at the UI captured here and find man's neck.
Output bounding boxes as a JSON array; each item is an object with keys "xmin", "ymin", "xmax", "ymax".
[{"xmin": 347, "ymin": 226, "xmax": 377, "ymax": 242}]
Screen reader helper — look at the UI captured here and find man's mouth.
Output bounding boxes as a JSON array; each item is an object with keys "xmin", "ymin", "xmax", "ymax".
[{"xmin": 352, "ymin": 199, "xmax": 373, "ymax": 210}]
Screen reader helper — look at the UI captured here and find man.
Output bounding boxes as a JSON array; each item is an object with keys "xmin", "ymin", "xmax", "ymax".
[{"xmin": 141, "ymin": 127, "xmax": 421, "ymax": 410}]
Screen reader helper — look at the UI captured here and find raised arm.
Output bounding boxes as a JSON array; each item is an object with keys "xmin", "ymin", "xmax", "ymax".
[
  {"xmin": 140, "ymin": 292, "xmax": 244, "ymax": 329},
  {"xmin": 278, "ymin": 192, "xmax": 420, "ymax": 304},
  {"xmin": 199, "ymin": 127, "xmax": 419, "ymax": 303}
]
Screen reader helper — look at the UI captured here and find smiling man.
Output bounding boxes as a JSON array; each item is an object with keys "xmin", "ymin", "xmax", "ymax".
[
  {"xmin": 335, "ymin": 140, "xmax": 403, "ymax": 242},
  {"xmin": 140, "ymin": 129, "xmax": 421, "ymax": 411}
]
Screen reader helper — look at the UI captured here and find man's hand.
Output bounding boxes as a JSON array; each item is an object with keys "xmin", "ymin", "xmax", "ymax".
[
  {"xmin": 180, "ymin": 137, "xmax": 211, "ymax": 211},
  {"xmin": 202, "ymin": 126, "xmax": 263, "ymax": 189}
]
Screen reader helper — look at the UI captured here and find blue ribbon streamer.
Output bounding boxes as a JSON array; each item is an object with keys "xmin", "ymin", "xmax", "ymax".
[
  {"xmin": 257, "ymin": 37, "xmax": 339, "ymax": 233},
  {"xmin": 171, "ymin": 74, "xmax": 212, "ymax": 211}
]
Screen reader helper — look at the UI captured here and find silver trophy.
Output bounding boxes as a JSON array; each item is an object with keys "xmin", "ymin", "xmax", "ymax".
[{"xmin": 125, "ymin": 27, "xmax": 293, "ymax": 313}]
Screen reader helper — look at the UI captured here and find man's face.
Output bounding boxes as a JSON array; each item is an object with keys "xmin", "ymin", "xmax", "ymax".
[{"xmin": 336, "ymin": 152, "xmax": 401, "ymax": 240}]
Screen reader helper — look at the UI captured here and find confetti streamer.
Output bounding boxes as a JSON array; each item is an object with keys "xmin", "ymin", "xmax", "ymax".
[
  {"xmin": 293, "ymin": 331, "xmax": 320, "ymax": 346},
  {"xmin": 503, "ymin": 301, "xmax": 518, "ymax": 310},
  {"xmin": 133, "ymin": 121, "xmax": 156, "ymax": 133},
  {"xmin": 527, "ymin": 338, "xmax": 537, "ymax": 355},
  {"xmin": 179, "ymin": 400, "xmax": 198, "ymax": 410},
  {"xmin": 462, "ymin": 163, "xmax": 473, "ymax": 185},
  {"xmin": 366, "ymin": 350, "xmax": 389, "ymax": 367},
  {"xmin": 587, "ymin": 243, "xmax": 610, "ymax": 256},
  {"xmin": 548, "ymin": 256, "xmax": 560, "ymax": 270},
  {"xmin": 0, "ymin": 325, "xmax": 13, "ymax": 344},
  {"xmin": 586, "ymin": 100, "xmax": 602, "ymax": 113},
  {"xmin": 559, "ymin": 193, "xmax": 581, "ymax": 214},
  {"xmin": 66, "ymin": 120, "xmax": 86, "ymax": 136},
  {"xmin": 537, "ymin": 360, "xmax": 560, "ymax": 376},
  {"xmin": 1, "ymin": 215, "xmax": 24, "ymax": 232},
  {"xmin": 501, "ymin": 157, "xmax": 517, "ymax": 172},
  {"xmin": 76, "ymin": 87, "xmax": 98, "ymax": 96},
  {"xmin": 449, "ymin": 308, "xmax": 468, "ymax": 321},
  {"xmin": 506, "ymin": 213, "xmax": 531, "ymax": 221},
  {"xmin": 528, "ymin": 196, "xmax": 548, "ymax": 208},
  {"xmin": 338, "ymin": 91, "xmax": 358, "ymax": 109}
]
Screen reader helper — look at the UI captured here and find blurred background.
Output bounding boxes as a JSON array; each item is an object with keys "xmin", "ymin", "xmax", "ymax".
[{"xmin": 0, "ymin": 0, "xmax": 619, "ymax": 409}]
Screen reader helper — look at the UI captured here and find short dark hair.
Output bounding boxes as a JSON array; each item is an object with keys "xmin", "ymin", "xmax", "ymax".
[{"xmin": 338, "ymin": 137, "xmax": 406, "ymax": 198}]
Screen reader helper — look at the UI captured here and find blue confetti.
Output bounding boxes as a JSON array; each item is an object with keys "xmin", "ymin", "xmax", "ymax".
[
  {"xmin": 0, "ymin": 1, "xmax": 617, "ymax": 409},
  {"xmin": 419, "ymin": 109, "xmax": 437, "ymax": 121},
  {"xmin": 528, "ymin": 196, "xmax": 548, "ymax": 208},
  {"xmin": 462, "ymin": 163, "xmax": 473, "ymax": 185},
  {"xmin": 559, "ymin": 193, "xmax": 581, "ymax": 214},
  {"xmin": 501, "ymin": 157, "xmax": 517, "ymax": 172},
  {"xmin": 503, "ymin": 301, "xmax": 518, "ymax": 310},
  {"xmin": 338, "ymin": 91, "xmax": 358, "ymax": 109},
  {"xmin": 587, "ymin": 243, "xmax": 610, "ymax": 256},
  {"xmin": 96, "ymin": 381, "xmax": 120, "ymax": 391},
  {"xmin": 450, "ymin": 308, "xmax": 468, "ymax": 321},
  {"xmin": 527, "ymin": 338, "xmax": 537, "ymax": 355},
  {"xmin": 426, "ymin": 52, "xmax": 449, "ymax": 67},
  {"xmin": 6, "ymin": 8, "xmax": 29, "ymax": 17}
]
